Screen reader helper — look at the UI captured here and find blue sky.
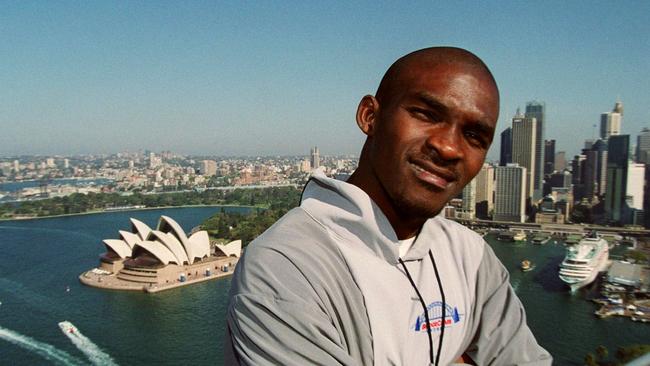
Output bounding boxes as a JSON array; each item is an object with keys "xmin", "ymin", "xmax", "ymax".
[{"xmin": 1, "ymin": 1, "xmax": 648, "ymax": 159}]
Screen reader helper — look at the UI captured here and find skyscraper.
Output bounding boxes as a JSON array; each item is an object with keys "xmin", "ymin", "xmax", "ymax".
[
  {"xmin": 525, "ymin": 101, "xmax": 545, "ymax": 201},
  {"xmin": 511, "ymin": 110, "xmax": 537, "ymax": 201},
  {"xmin": 474, "ymin": 163, "xmax": 495, "ymax": 219},
  {"xmin": 310, "ymin": 146, "xmax": 320, "ymax": 170},
  {"xmin": 544, "ymin": 140, "xmax": 555, "ymax": 175},
  {"xmin": 605, "ymin": 135, "xmax": 629, "ymax": 223},
  {"xmin": 494, "ymin": 164, "xmax": 526, "ymax": 223},
  {"xmin": 461, "ymin": 178, "xmax": 476, "ymax": 219},
  {"xmin": 499, "ymin": 127, "xmax": 512, "ymax": 166},
  {"xmin": 636, "ymin": 128, "xmax": 650, "ymax": 164},
  {"xmin": 600, "ymin": 101, "xmax": 623, "ymax": 140}
]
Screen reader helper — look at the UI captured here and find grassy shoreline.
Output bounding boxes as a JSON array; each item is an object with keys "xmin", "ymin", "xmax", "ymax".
[{"xmin": 0, "ymin": 203, "xmax": 260, "ymax": 222}]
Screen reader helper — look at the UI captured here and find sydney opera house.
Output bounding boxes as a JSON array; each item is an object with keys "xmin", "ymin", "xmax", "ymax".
[{"xmin": 80, "ymin": 215, "xmax": 241, "ymax": 293}]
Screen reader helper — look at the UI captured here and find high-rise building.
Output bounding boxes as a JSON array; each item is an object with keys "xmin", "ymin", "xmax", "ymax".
[
  {"xmin": 310, "ymin": 146, "xmax": 320, "ymax": 170},
  {"xmin": 544, "ymin": 140, "xmax": 555, "ymax": 175},
  {"xmin": 63, "ymin": 158, "xmax": 69, "ymax": 169},
  {"xmin": 461, "ymin": 178, "xmax": 476, "ymax": 219},
  {"xmin": 12, "ymin": 160, "xmax": 19, "ymax": 172},
  {"xmin": 474, "ymin": 163, "xmax": 495, "ymax": 219},
  {"xmin": 499, "ymin": 127, "xmax": 512, "ymax": 166},
  {"xmin": 636, "ymin": 128, "xmax": 650, "ymax": 164},
  {"xmin": 525, "ymin": 101, "xmax": 545, "ymax": 201},
  {"xmin": 600, "ymin": 101, "xmax": 623, "ymax": 140},
  {"xmin": 554, "ymin": 151, "xmax": 567, "ymax": 171},
  {"xmin": 201, "ymin": 160, "xmax": 217, "ymax": 176},
  {"xmin": 511, "ymin": 110, "xmax": 537, "ymax": 201},
  {"xmin": 494, "ymin": 164, "xmax": 526, "ymax": 223},
  {"xmin": 571, "ymin": 155, "xmax": 586, "ymax": 202},
  {"xmin": 605, "ymin": 135, "xmax": 630, "ymax": 223},
  {"xmin": 627, "ymin": 163, "xmax": 645, "ymax": 210}
]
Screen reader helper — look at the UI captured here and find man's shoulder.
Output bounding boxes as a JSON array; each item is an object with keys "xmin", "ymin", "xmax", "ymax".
[{"xmin": 429, "ymin": 215, "xmax": 485, "ymax": 243}]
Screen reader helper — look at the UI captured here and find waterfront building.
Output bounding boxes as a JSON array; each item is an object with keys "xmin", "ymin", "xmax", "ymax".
[
  {"xmin": 511, "ymin": 110, "xmax": 537, "ymax": 201},
  {"xmin": 525, "ymin": 101, "xmax": 545, "ymax": 201},
  {"xmin": 83, "ymin": 215, "xmax": 241, "ymax": 292},
  {"xmin": 535, "ymin": 196, "xmax": 565, "ymax": 224},
  {"xmin": 636, "ymin": 127, "xmax": 650, "ymax": 164},
  {"xmin": 474, "ymin": 163, "xmax": 495, "ymax": 219},
  {"xmin": 499, "ymin": 127, "xmax": 512, "ymax": 166},
  {"xmin": 605, "ymin": 135, "xmax": 630, "ymax": 223},
  {"xmin": 494, "ymin": 164, "xmax": 526, "ymax": 223},
  {"xmin": 310, "ymin": 146, "xmax": 320, "ymax": 170},
  {"xmin": 600, "ymin": 101, "xmax": 623, "ymax": 140},
  {"xmin": 571, "ymin": 155, "xmax": 586, "ymax": 202}
]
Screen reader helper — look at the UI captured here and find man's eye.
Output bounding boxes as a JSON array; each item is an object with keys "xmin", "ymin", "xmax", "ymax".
[
  {"xmin": 410, "ymin": 108, "xmax": 439, "ymax": 122},
  {"xmin": 465, "ymin": 131, "xmax": 487, "ymax": 148}
]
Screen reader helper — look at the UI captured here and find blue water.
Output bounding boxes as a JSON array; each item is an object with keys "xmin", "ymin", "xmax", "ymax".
[{"xmin": 0, "ymin": 211, "xmax": 648, "ymax": 365}]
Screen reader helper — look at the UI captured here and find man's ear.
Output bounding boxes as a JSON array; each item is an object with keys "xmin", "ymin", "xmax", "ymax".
[{"xmin": 356, "ymin": 95, "xmax": 379, "ymax": 136}]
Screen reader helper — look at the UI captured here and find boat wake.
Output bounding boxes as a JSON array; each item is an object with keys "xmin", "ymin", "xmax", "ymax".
[
  {"xmin": 0, "ymin": 325, "xmax": 85, "ymax": 365},
  {"xmin": 58, "ymin": 321, "xmax": 118, "ymax": 366}
]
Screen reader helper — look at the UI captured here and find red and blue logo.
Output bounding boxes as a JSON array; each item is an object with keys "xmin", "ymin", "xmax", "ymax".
[{"xmin": 413, "ymin": 301, "xmax": 462, "ymax": 332}]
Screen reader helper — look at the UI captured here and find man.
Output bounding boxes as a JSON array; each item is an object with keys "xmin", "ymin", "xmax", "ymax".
[{"xmin": 226, "ymin": 47, "xmax": 552, "ymax": 365}]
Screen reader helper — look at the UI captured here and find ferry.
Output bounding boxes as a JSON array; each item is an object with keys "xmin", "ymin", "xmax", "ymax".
[
  {"xmin": 532, "ymin": 234, "xmax": 550, "ymax": 245},
  {"xmin": 512, "ymin": 231, "xmax": 527, "ymax": 242},
  {"xmin": 558, "ymin": 233, "xmax": 609, "ymax": 292},
  {"xmin": 521, "ymin": 260, "xmax": 535, "ymax": 272}
]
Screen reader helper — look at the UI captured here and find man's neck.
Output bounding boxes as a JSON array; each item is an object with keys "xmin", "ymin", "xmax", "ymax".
[{"xmin": 347, "ymin": 169, "xmax": 425, "ymax": 240}]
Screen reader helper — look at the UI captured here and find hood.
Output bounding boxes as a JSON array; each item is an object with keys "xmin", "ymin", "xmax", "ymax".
[{"xmin": 300, "ymin": 170, "xmax": 435, "ymax": 264}]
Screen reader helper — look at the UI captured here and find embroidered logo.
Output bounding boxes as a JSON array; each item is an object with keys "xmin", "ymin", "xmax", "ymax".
[{"xmin": 413, "ymin": 301, "xmax": 462, "ymax": 332}]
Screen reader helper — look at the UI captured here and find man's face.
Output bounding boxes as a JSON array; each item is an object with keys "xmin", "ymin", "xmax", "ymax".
[{"xmin": 366, "ymin": 62, "xmax": 498, "ymax": 219}]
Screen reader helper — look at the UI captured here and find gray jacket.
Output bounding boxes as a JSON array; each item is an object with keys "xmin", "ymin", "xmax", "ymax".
[{"xmin": 226, "ymin": 172, "xmax": 552, "ymax": 365}]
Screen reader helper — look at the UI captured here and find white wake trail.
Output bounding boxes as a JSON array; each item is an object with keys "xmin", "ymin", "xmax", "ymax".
[
  {"xmin": 0, "ymin": 325, "xmax": 85, "ymax": 366},
  {"xmin": 59, "ymin": 321, "xmax": 118, "ymax": 366}
]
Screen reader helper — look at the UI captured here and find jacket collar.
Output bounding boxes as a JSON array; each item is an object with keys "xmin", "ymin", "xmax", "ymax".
[{"xmin": 300, "ymin": 170, "xmax": 435, "ymax": 264}]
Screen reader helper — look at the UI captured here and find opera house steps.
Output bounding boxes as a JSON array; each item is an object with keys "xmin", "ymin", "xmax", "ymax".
[{"xmin": 79, "ymin": 215, "xmax": 242, "ymax": 293}]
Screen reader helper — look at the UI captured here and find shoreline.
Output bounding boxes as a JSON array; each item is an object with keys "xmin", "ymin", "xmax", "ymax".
[{"xmin": 0, "ymin": 203, "xmax": 260, "ymax": 222}]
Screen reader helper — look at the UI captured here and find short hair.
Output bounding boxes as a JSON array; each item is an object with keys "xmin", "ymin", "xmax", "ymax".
[{"xmin": 375, "ymin": 47, "xmax": 498, "ymax": 105}]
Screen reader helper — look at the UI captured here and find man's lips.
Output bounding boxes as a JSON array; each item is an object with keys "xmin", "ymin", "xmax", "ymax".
[{"xmin": 409, "ymin": 160, "xmax": 457, "ymax": 190}]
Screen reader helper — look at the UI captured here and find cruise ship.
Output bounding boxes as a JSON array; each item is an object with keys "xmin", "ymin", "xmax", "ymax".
[{"xmin": 558, "ymin": 233, "xmax": 609, "ymax": 291}]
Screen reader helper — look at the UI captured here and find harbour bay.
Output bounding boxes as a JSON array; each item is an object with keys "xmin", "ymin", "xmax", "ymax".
[{"xmin": 0, "ymin": 207, "xmax": 647, "ymax": 365}]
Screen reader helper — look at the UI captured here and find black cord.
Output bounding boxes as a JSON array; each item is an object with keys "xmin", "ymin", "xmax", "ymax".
[
  {"xmin": 398, "ymin": 257, "xmax": 433, "ymax": 365},
  {"xmin": 398, "ymin": 249, "xmax": 446, "ymax": 366},
  {"xmin": 429, "ymin": 250, "xmax": 446, "ymax": 366}
]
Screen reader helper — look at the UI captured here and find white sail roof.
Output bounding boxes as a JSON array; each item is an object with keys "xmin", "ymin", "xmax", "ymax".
[
  {"xmin": 148, "ymin": 230, "xmax": 190, "ymax": 265},
  {"xmin": 130, "ymin": 218, "xmax": 152, "ymax": 241},
  {"xmin": 188, "ymin": 231, "xmax": 210, "ymax": 261},
  {"xmin": 132, "ymin": 240, "xmax": 178, "ymax": 265},
  {"xmin": 216, "ymin": 240, "xmax": 242, "ymax": 258},
  {"xmin": 103, "ymin": 239, "xmax": 132, "ymax": 258}
]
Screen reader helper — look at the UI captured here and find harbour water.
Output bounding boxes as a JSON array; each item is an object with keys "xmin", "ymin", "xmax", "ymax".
[{"xmin": 0, "ymin": 208, "xmax": 648, "ymax": 365}]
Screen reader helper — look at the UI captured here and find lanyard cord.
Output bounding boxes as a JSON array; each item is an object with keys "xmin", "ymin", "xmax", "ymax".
[{"xmin": 398, "ymin": 249, "xmax": 446, "ymax": 366}]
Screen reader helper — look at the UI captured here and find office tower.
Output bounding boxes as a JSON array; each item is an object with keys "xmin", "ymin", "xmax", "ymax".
[
  {"xmin": 627, "ymin": 163, "xmax": 645, "ymax": 225},
  {"xmin": 499, "ymin": 127, "xmax": 512, "ymax": 166},
  {"xmin": 511, "ymin": 110, "xmax": 537, "ymax": 201},
  {"xmin": 544, "ymin": 140, "xmax": 555, "ymax": 174},
  {"xmin": 571, "ymin": 155, "xmax": 586, "ymax": 202},
  {"xmin": 461, "ymin": 178, "xmax": 476, "ymax": 219},
  {"xmin": 548, "ymin": 171, "xmax": 572, "ymax": 189},
  {"xmin": 46, "ymin": 158, "xmax": 55, "ymax": 168},
  {"xmin": 591, "ymin": 139, "xmax": 608, "ymax": 196},
  {"xmin": 63, "ymin": 158, "xmax": 69, "ymax": 169},
  {"xmin": 12, "ymin": 160, "xmax": 19, "ymax": 172},
  {"xmin": 555, "ymin": 151, "xmax": 567, "ymax": 171},
  {"xmin": 636, "ymin": 128, "xmax": 650, "ymax": 164},
  {"xmin": 475, "ymin": 163, "xmax": 495, "ymax": 219},
  {"xmin": 494, "ymin": 164, "xmax": 526, "ymax": 223},
  {"xmin": 300, "ymin": 159, "xmax": 311, "ymax": 172},
  {"xmin": 627, "ymin": 163, "xmax": 645, "ymax": 210},
  {"xmin": 605, "ymin": 135, "xmax": 630, "ymax": 223},
  {"xmin": 310, "ymin": 146, "xmax": 320, "ymax": 170},
  {"xmin": 600, "ymin": 101, "xmax": 623, "ymax": 139},
  {"xmin": 149, "ymin": 152, "xmax": 162, "ymax": 169},
  {"xmin": 525, "ymin": 101, "xmax": 545, "ymax": 200},
  {"xmin": 201, "ymin": 160, "xmax": 217, "ymax": 176}
]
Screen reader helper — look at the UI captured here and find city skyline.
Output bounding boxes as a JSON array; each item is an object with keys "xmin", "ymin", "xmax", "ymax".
[{"xmin": 1, "ymin": 2, "xmax": 649, "ymax": 159}]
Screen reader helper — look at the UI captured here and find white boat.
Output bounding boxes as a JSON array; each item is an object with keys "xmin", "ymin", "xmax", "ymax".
[
  {"xmin": 513, "ymin": 231, "xmax": 527, "ymax": 241},
  {"xmin": 558, "ymin": 233, "xmax": 609, "ymax": 292},
  {"xmin": 58, "ymin": 321, "xmax": 78, "ymax": 334}
]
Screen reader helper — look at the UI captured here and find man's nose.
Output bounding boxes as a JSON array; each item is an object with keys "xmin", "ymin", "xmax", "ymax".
[{"xmin": 426, "ymin": 125, "xmax": 464, "ymax": 161}]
